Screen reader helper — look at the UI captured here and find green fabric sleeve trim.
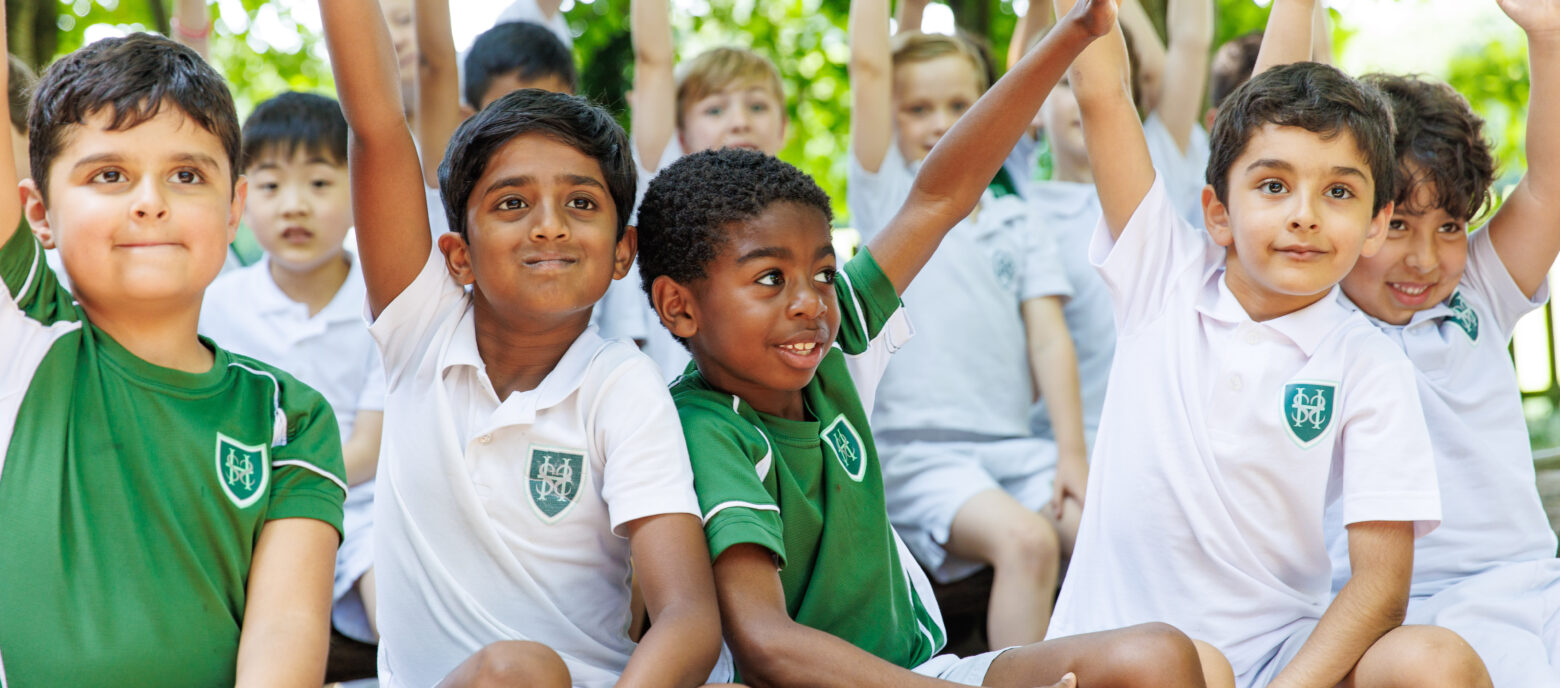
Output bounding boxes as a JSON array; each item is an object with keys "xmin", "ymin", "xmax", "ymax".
[
  {"xmin": 1, "ymin": 220, "xmax": 77, "ymax": 324},
  {"xmin": 705, "ymin": 508, "xmax": 787, "ymax": 568},
  {"xmin": 836, "ymin": 247, "xmax": 903, "ymax": 353},
  {"xmin": 265, "ymin": 486, "xmax": 346, "ymax": 542}
]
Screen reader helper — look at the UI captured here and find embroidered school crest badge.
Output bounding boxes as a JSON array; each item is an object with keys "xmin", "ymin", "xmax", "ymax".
[
  {"xmin": 1446, "ymin": 292, "xmax": 1479, "ymax": 342},
  {"xmin": 527, "ymin": 446, "xmax": 585, "ymax": 523},
  {"xmin": 215, "ymin": 433, "xmax": 269, "ymax": 509},
  {"xmin": 1282, "ymin": 382, "xmax": 1337, "ymax": 448},
  {"xmin": 992, "ymin": 249, "xmax": 1018, "ymax": 290},
  {"xmin": 822, "ymin": 416, "xmax": 867, "ymax": 482}
]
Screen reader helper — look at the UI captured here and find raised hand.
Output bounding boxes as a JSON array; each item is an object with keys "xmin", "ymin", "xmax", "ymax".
[
  {"xmin": 1498, "ymin": 0, "xmax": 1560, "ymax": 38},
  {"xmin": 1064, "ymin": 0, "xmax": 1118, "ymax": 39}
]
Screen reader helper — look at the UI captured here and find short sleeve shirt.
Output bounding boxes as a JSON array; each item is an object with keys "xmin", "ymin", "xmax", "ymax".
[
  {"xmin": 0, "ymin": 229, "xmax": 347, "ymax": 687},
  {"xmin": 1329, "ymin": 227, "xmax": 1558, "ymax": 597},
  {"xmin": 369, "ymin": 250, "xmax": 700, "ymax": 688},
  {"xmin": 675, "ymin": 249, "xmax": 946, "ymax": 673},
  {"xmin": 1046, "ymin": 179, "xmax": 1441, "ymax": 677}
]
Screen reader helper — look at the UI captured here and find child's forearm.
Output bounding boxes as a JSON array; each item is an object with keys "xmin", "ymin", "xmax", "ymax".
[
  {"xmin": 1310, "ymin": 2, "xmax": 1334, "ymax": 64},
  {"xmin": 1158, "ymin": 0, "xmax": 1213, "ymax": 151},
  {"xmin": 415, "ymin": 0, "xmax": 460, "ymax": 188},
  {"xmin": 322, "ymin": 0, "xmax": 414, "ymax": 141},
  {"xmin": 619, "ymin": 513, "xmax": 723, "ymax": 688},
  {"xmin": 1269, "ymin": 521, "xmax": 1413, "ymax": 688},
  {"xmin": 1023, "ymin": 297, "xmax": 1088, "ymax": 464},
  {"xmin": 1008, "ymin": 0, "xmax": 1055, "ymax": 71},
  {"xmin": 234, "ymin": 519, "xmax": 338, "ymax": 688},
  {"xmin": 895, "ymin": 0, "xmax": 930, "ymax": 34},
  {"xmin": 342, "ymin": 410, "xmax": 384, "ymax": 486},
  {"xmin": 172, "ymin": 0, "xmax": 211, "ymax": 60},
  {"xmin": 630, "ymin": 0, "xmax": 677, "ymax": 168},
  {"xmin": 849, "ymin": 0, "xmax": 895, "ymax": 173},
  {"xmin": 1252, "ymin": 0, "xmax": 1316, "ymax": 76}
]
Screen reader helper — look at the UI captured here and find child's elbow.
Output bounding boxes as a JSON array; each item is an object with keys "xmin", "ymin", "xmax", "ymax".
[{"xmin": 726, "ymin": 616, "xmax": 802, "ymax": 687}]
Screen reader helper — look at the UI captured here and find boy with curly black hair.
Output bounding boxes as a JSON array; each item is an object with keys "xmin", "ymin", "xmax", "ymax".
[{"xmin": 635, "ymin": 1, "xmax": 1234, "ymax": 686}]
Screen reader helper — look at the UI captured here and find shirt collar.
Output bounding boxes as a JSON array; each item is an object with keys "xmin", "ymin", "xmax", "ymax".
[
  {"xmin": 316, "ymin": 252, "xmax": 368, "ymax": 325},
  {"xmin": 1027, "ymin": 180, "xmax": 1098, "ymax": 219},
  {"xmin": 441, "ymin": 309, "xmax": 606, "ymax": 414},
  {"xmin": 1196, "ymin": 271, "xmax": 1352, "ymax": 356},
  {"xmin": 250, "ymin": 252, "xmax": 369, "ymax": 325},
  {"xmin": 1335, "ymin": 289, "xmax": 1455, "ymax": 330}
]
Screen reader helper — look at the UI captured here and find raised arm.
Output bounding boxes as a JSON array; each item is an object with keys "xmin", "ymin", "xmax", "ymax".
[
  {"xmin": 0, "ymin": 2, "xmax": 17, "ymax": 245},
  {"xmin": 415, "ymin": 0, "xmax": 461, "ymax": 188},
  {"xmin": 1252, "ymin": 0, "xmax": 1316, "ymax": 76},
  {"xmin": 631, "ymin": 0, "xmax": 678, "ymax": 171},
  {"xmin": 895, "ymin": 0, "xmax": 929, "ymax": 34},
  {"xmin": 1008, "ymin": 0, "xmax": 1056, "ymax": 70},
  {"xmin": 1311, "ymin": 2, "xmax": 1334, "ymax": 64},
  {"xmin": 1157, "ymin": 0, "xmax": 1213, "ymax": 153},
  {"xmin": 171, "ymin": 0, "xmax": 212, "ymax": 60},
  {"xmin": 868, "ymin": 0, "xmax": 1115, "ymax": 293},
  {"xmin": 1047, "ymin": 0, "xmax": 1153, "ymax": 239},
  {"xmin": 1117, "ymin": 0, "xmax": 1167, "ymax": 111},
  {"xmin": 320, "ymin": 0, "xmax": 433, "ymax": 318},
  {"xmin": 1487, "ymin": 0, "xmax": 1560, "ymax": 298},
  {"xmin": 850, "ymin": 0, "xmax": 895, "ymax": 174}
]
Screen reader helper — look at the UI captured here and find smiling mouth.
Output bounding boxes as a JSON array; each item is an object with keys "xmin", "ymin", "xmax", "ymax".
[
  {"xmin": 281, "ymin": 227, "xmax": 313, "ymax": 242},
  {"xmin": 1387, "ymin": 281, "xmax": 1437, "ymax": 305},
  {"xmin": 524, "ymin": 256, "xmax": 578, "ymax": 268}
]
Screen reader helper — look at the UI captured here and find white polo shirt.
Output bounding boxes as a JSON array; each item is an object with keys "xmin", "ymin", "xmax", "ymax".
[
  {"xmin": 1328, "ymin": 227, "xmax": 1557, "ymax": 598},
  {"xmin": 850, "ymin": 143, "xmax": 1071, "ymax": 439},
  {"xmin": 1047, "ymin": 179, "xmax": 1442, "ymax": 679},
  {"xmin": 1141, "ymin": 113, "xmax": 1210, "ymax": 229},
  {"xmin": 369, "ymin": 250, "xmax": 701, "ymax": 688},
  {"xmin": 495, "ymin": 0, "xmax": 574, "ymax": 48},
  {"xmin": 1024, "ymin": 180, "xmax": 1112, "ymax": 452}
]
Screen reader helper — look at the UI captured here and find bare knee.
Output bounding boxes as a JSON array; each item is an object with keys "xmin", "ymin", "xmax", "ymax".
[
  {"xmin": 986, "ymin": 511, "xmax": 1061, "ymax": 576},
  {"xmin": 1092, "ymin": 622, "xmax": 1203, "ymax": 687},
  {"xmin": 459, "ymin": 641, "xmax": 570, "ymax": 688},
  {"xmin": 1356, "ymin": 626, "xmax": 1490, "ymax": 688}
]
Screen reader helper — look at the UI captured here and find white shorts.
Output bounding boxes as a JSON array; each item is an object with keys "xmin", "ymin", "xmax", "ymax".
[
  {"xmin": 1238, "ymin": 620, "xmax": 1315, "ymax": 688},
  {"xmin": 1406, "ymin": 559, "xmax": 1560, "ymax": 687},
  {"xmin": 332, "ymin": 478, "xmax": 377, "ymax": 643},
  {"xmin": 912, "ymin": 647, "xmax": 1015, "ymax": 685},
  {"xmin": 880, "ymin": 435, "xmax": 1057, "ymax": 583}
]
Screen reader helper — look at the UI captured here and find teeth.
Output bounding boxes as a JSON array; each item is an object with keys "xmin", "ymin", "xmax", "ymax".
[
  {"xmin": 779, "ymin": 342, "xmax": 816, "ymax": 354},
  {"xmin": 1391, "ymin": 283, "xmax": 1429, "ymax": 295}
]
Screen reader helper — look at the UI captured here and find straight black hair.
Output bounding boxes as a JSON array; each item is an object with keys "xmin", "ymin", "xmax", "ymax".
[
  {"xmin": 464, "ymin": 21, "xmax": 577, "ymax": 108},
  {"xmin": 241, "ymin": 91, "xmax": 349, "ymax": 171}
]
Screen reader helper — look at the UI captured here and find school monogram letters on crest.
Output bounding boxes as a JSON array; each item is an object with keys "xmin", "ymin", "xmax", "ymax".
[
  {"xmin": 822, "ymin": 416, "xmax": 867, "ymax": 482},
  {"xmin": 528, "ymin": 446, "xmax": 586, "ymax": 523},
  {"xmin": 215, "ymin": 433, "xmax": 269, "ymax": 509},
  {"xmin": 1282, "ymin": 382, "xmax": 1337, "ymax": 448}
]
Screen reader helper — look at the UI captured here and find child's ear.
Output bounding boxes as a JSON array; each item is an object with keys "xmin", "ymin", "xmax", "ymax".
[
  {"xmin": 614, "ymin": 225, "xmax": 639, "ymax": 280},
  {"xmin": 1360, "ymin": 200, "xmax": 1394, "ymax": 259},
  {"xmin": 1202, "ymin": 184, "xmax": 1234, "ymax": 247},
  {"xmin": 227, "ymin": 176, "xmax": 248, "ymax": 245},
  {"xmin": 438, "ymin": 231, "xmax": 477, "ymax": 286},
  {"xmin": 20, "ymin": 179, "xmax": 53, "ymax": 249},
  {"xmin": 651, "ymin": 274, "xmax": 698, "ymax": 340}
]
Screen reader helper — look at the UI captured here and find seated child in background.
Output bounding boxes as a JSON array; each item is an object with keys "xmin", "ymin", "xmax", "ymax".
[
  {"xmin": 199, "ymin": 91, "xmax": 386, "ymax": 647},
  {"xmin": 1044, "ymin": 0, "xmax": 1489, "ymax": 686},
  {"xmin": 613, "ymin": 0, "xmax": 791, "ymax": 379},
  {"xmin": 847, "ymin": 0, "xmax": 1086, "ymax": 647},
  {"xmin": 415, "ymin": 0, "xmax": 578, "ymax": 238},
  {"xmin": 320, "ymin": 1, "xmax": 722, "ymax": 686},
  {"xmin": 636, "ymin": 0, "xmax": 1234, "ymax": 685},
  {"xmin": 1204, "ymin": 31, "xmax": 1262, "ymax": 132},
  {"xmin": 1309, "ymin": 1, "xmax": 1560, "ymax": 683},
  {"xmin": 0, "ymin": 29, "xmax": 346, "ymax": 686}
]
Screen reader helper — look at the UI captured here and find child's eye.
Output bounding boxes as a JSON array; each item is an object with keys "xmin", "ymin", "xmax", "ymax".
[
  {"xmin": 1261, "ymin": 180, "xmax": 1287, "ymax": 194},
  {"xmin": 952, "ymin": 101, "xmax": 970, "ymax": 113},
  {"xmin": 704, "ymin": 106, "xmax": 724, "ymax": 117},
  {"xmin": 749, "ymin": 102, "xmax": 770, "ymax": 113},
  {"xmin": 1389, "ymin": 219, "xmax": 1407, "ymax": 231},
  {"xmin": 908, "ymin": 105, "xmax": 929, "ymax": 116},
  {"xmin": 567, "ymin": 196, "xmax": 597, "ymax": 211},
  {"xmin": 1438, "ymin": 222, "xmax": 1464, "ymax": 234},
  {"xmin": 1326, "ymin": 185, "xmax": 1354, "ymax": 200},
  {"xmin": 170, "ymin": 169, "xmax": 204, "ymax": 184},
  {"xmin": 497, "ymin": 197, "xmax": 528, "ymax": 211},
  {"xmin": 311, "ymin": 178, "xmax": 334, "ymax": 189},
  {"xmin": 756, "ymin": 270, "xmax": 783, "ymax": 287},
  {"xmin": 91, "ymin": 169, "xmax": 124, "ymax": 184},
  {"xmin": 813, "ymin": 267, "xmax": 836, "ymax": 284}
]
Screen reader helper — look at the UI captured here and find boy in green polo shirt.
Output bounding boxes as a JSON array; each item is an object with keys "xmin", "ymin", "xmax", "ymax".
[
  {"xmin": 0, "ymin": 21, "xmax": 348, "ymax": 688},
  {"xmin": 633, "ymin": 1, "xmax": 1231, "ymax": 686}
]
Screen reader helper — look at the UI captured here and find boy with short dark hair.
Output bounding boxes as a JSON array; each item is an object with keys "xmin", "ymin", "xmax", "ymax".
[
  {"xmin": 1043, "ymin": 0, "xmax": 1490, "ymax": 686},
  {"xmin": 320, "ymin": 1, "xmax": 722, "ymax": 686},
  {"xmin": 1304, "ymin": 2, "xmax": 1560, "ymax": 683},
  {"xmin": 0, "ymin": 27, "xmax": 347, "ymax": 687},
  {"xmin": 200, "ymin": 90, "xmax": 386, "ymax": 647},
  {"xmin": 636, "ymin": 1, "xmax": 1234, "ymax": 685}
]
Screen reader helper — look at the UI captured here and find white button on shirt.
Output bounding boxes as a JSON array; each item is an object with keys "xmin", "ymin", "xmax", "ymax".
[
  {"xmin": 1047, "ymin": 179, "xmax": 1441, "ymax": 681},
  {"xmin": 369, "ymin": 250, "xmax": 700, "ymax": 688}
]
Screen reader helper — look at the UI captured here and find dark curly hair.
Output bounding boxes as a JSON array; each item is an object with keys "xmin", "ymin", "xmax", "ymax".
[
  {"xmin": 1207, "ymin": 62, "xmax": 1397, "ymax": 214},
  {"xmin": 1363, "ymin": 73, "xmax": 1496, "ymax": 223},
  {"xmin": 438, "ymin": 88, "xmax": 634, "ymax": 241},
  {"xmin": 636, "ymin": 148, "xmax": 833, "ymax": 302}
]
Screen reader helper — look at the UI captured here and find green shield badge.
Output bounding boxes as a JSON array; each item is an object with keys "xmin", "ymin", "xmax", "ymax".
[
  {"xmin": 215, "ymin": 433, "xmax": 269, "ymax": 509},
  {"xmin": 1283, "ymin": 382, "xmax": 1337, "ymax": 448},
  {"xmin": 822, "ymin": 416, "xmax": 867, "ymax": 482},
  {"xmin": 1446, "ymin": 292, "xmax": 1479, "ymax": 342},
  {"xmin": 528, "ymin": 446, "xmax": 585, "ymax": 523}
]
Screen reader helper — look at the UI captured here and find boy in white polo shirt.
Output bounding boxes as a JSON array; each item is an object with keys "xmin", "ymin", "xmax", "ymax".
[
  {"xmin": 1296, "ymin": 1, "xmax": 1560, "ymax": 683},
  {"xmin": 200, "ymin": 91, "xmax": 386, "ymax": 647},
  {"xmin": 1044, "ymin": 0, "xmax": 1491, "ymax": 686},
  {"xmin": 320, "ymin": 1, "xmax": 723, "ymax": 686}
]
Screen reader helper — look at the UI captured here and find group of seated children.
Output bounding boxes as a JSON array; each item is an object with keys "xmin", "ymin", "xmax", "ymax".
[{"xmin": 0, "ymin": 0, "xmax": 1557, "ymax": 685}]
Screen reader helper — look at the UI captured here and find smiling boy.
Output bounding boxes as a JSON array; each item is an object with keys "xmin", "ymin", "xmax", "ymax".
[
  {"xmin": 1042, "ymin": 0, "xmax": 1490, "ymax": 686},
  {"xmin": 319, "ymin": 0, "xmax": 722, "ymax": 685},
  {"xmin": 0, "ymin": 29, "xmax": 346, "ymax": 687}
]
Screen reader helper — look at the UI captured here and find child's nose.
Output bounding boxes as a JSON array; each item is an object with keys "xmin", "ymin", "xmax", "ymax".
[
  {"xmin": 130, "ymin": 180, "xmax": 168, "ymax": 220},
  {"xmin": 789, "ymin": 283, "xmax": 828, "ymax": 319},
  {"xmin": 1405, "ymin": 233, "xmax": 1437, "ymax": 273},
  {"xmin": 1288, "ymin": 195, "xmax": 1320, "ymax": 231},
  {"xmin": 531, "ymin": 202, "xmax": 571, "ymax": 240}
]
